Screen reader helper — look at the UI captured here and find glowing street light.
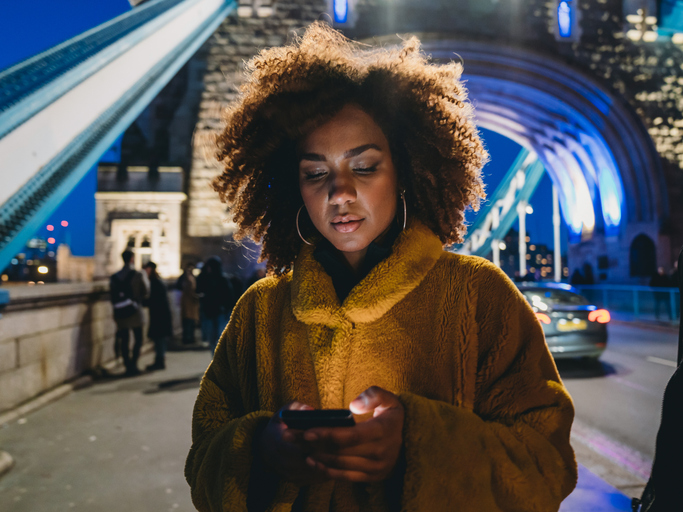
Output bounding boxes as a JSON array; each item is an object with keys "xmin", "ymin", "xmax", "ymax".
[{"xmin": 37, "ymin": 266, "xmax": 49, "ymax": 274}]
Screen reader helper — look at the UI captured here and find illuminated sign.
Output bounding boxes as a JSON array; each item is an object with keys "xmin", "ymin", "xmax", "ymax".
[
  {"xmin": 334, "ymin": 0, "xmax": 348, "ymax": 23},
  {"xmin": 558, "ymin": 1, "xmax": 572, "ymax": 38}
]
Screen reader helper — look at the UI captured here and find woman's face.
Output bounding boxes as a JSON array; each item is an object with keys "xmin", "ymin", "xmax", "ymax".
[{"xmin": 298, "ymin": 104, "xmax": 399, "ymax": 269}]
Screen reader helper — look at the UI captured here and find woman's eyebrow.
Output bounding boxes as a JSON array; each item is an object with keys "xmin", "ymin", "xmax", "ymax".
[
  {"xmin": 299, "ymin": 143, "xmax": 381, "ymax": 163},
  {"xmin": 343, "ymin": 143, "xmax": 381, "ymax": 158}
]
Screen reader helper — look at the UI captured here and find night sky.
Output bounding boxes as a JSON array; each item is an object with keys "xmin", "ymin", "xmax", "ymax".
[{"xmin": 1, "ymin": 1, "xmax": 564, "ymax": 258}]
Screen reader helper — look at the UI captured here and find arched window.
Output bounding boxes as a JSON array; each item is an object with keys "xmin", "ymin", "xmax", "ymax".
[
  {"xmin": 630, "ymin": 234, "xmax": 656, "ymax": 277},
  {"xmin": 555, "ymin": 0, "xmax": 581, "ymax": 42}
]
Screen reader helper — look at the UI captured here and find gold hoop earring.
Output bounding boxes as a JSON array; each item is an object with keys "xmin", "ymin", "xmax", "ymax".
[
  {"xmin": 400, "ymin": 190, "xmax": 407, "ymax": 231},
  {"xmin": 296, "ymin": 205, "xmax": 314, "ymax": 246}
]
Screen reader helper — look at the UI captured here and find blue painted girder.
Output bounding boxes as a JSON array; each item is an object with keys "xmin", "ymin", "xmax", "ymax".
[
  {"xmin": 0, "ymin": 0, "xmax": 237, "ymax": 275},
  {"xmin": 457, "ymin": 148, "xmax": 546, "ymax": 258}
]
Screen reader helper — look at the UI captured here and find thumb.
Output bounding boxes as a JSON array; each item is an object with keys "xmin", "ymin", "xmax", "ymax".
[{"xmin": 349, "ymin": 386, "xmax": 398, "ymax": 416}]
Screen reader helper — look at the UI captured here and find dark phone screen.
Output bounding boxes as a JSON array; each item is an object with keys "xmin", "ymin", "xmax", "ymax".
[{"xmin": 279, "ymin": 409, "xmax": 355, "ymax": 429}]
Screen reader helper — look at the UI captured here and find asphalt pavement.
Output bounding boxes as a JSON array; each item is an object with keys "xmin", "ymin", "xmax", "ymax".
[{"xmin": 0, "ymin": 345, "xmax": 636, "ymax": 512}]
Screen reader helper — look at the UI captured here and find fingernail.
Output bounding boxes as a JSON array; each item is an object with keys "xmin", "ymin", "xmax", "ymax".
[
  {"xmin": 351, "ymin": 395, "xmax": 367, "ymax": 408},
  {"xmin": 303, "ymin": 432, "xmax": 318, "ymax": 441}
]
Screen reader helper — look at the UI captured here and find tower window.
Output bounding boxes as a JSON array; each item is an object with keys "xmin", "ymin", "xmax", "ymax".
[{"xmin": 558, "ymin": 1, "xmax": 572, "ymax": 38}]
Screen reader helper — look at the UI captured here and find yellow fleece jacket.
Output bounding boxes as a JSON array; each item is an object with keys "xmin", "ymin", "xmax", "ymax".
[{"xmin": 185, "ymin": 221, "xmax": 577, "ymax": 512}]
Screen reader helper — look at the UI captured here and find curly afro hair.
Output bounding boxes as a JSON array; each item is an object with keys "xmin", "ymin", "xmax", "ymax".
[{"xmin": 213, "ymin": 22, "xmax": 489, "ymax": 275}]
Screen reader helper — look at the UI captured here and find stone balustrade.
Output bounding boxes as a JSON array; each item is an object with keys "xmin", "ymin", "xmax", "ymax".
[{"xmin": 0, "ymin": 280, "xmax": 181, "ymax": 414}]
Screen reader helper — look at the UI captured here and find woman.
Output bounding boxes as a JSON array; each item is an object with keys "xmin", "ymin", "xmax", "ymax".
[
  {"xmin": 143, "ymin": 261, "xmax": 172, "ymax": 371},
  {"xmin": 185, "ymin": 23, "xmax": 577, "ymax": 511}
]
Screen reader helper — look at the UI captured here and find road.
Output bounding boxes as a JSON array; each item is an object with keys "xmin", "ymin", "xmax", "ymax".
[{"xmin": 557, "ymin": 321, "xmax": 679, "ymax": 491}]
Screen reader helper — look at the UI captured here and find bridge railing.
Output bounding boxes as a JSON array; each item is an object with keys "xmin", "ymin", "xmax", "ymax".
[{"xmin": 575, "ymin": 284, "xmax": 680, "ymax": 324}]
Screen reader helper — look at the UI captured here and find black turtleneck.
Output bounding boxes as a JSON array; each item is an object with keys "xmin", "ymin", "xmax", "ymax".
[{"xmin": 313, "ymin": 222, "xmax": 402, "ymax": 303}]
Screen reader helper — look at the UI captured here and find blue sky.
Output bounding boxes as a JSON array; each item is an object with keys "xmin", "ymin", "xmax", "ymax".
[
  {"xmin": 1, "ymin": 1, "xmax": 562, "ymax": 258},
  {"xmin": 0, "ymin": 0, "xmax": 131, "ymax": 72}
]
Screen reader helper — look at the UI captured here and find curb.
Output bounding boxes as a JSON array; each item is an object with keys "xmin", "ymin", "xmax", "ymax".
[
  {"xmin": 0, "ymin": 450, "xmax": 14, "ymax": 478},
  {"xmin": 611, "ymin": 318, "xmax": 679, "ymax": 333},
  {"xmin": 571, "ymin": 420, "xmax": 649, "ymax": 499}
]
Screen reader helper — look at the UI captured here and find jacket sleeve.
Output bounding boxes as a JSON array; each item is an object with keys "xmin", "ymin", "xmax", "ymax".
[
  {"xmin": 397, "ymin": 263, "xmax": 577, "ymax": 512},
  {"xmin": 184, "ymin": 289, "xmax": 300, "ymax": 511}
]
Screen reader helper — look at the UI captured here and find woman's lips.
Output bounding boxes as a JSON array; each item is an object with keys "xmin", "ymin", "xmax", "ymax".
[{"xmin": 331, "ymin": 217, "xmax": 364, "ymax": 233}]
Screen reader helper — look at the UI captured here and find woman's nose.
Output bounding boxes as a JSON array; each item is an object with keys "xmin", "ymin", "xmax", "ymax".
[{"xmin": 328, "ymin": 175, "xmax": 356, "ymax": 205}]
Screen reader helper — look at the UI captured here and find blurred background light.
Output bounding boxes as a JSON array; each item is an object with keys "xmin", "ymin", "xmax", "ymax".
[{"xmin": 333, "ymin": 0, "xmax": 348, "ymax": 23}]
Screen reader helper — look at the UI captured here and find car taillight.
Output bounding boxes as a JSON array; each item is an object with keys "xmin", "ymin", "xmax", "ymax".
[
  {"xmin": 588, "ymin": 309, "xmax": 610, "ymax": 323},
  {"xmin": 536, "ymin": 312, "xmax": 551, "ymax": 324}
]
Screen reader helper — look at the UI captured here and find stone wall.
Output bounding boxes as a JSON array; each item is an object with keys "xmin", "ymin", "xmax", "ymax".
[{"xmin": 0, "ymin": 282, "xmax": 182, "ymax": 414}]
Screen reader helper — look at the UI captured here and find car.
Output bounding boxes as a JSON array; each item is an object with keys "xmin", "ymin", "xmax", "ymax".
[{"xmin": 516, "ymin": 282, "xmax": 610, "ymax": 361}]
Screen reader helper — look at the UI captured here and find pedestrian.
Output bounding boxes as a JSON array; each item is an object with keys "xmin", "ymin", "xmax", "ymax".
[
  {"xmin": 650, "ymin": 267, "xmax": 672, "ymax": 320},
  {"xmin": 110, "ymin": 250, "xmax": 149, "ymax": 377},
  {"xmin": 582, "ymin": 262, "xmax": 595, "ymax": 285},
  {"xmin": 196, "ymin": 256, "xmax": 237, "ymax": 355},
  {"xmin": 179, "ymin": 262, "xmax": 200, "ymax": 345},
  {"xmin": 570, "ymin": 268, "xmax": 585, "ymax": 286},
  {"xmin": 185, "ymin": 23, "xmax": 577, "ymax": 511},
  {"xmin": 143, "ymin": 261, "xmax": 172, "ymax": 371},
  {"xmin": 669, "ymin": 260, "xmax": 679, "ymax": 291}
]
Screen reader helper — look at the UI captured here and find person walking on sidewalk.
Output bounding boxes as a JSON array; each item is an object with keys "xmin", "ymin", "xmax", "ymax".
[
  {"xmin": 185, "ymin": 23, "xmax": 577, "ymax": 512},
  {"xmin": 178, "ymin": 262, "xmax": 200, "ymax": 345},
  {"xmin": 650, "ymin": 267, "xmax": 672, "ymax": 320},
  {"xmin": 110, "ymin": 250, "xmax": 149, "ymax": 377},
  {"xmin": 143, "ymin": 261, "xmax": 172, "ymax": 371},
  {"xmin": 196, "ymin": 256, "xmax": 236, "ymax": 355}
]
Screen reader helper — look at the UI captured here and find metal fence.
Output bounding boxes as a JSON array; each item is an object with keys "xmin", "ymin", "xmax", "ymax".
[{"xmin": 575, "ymin": 285, "xmax": 680, "ymax": 324}]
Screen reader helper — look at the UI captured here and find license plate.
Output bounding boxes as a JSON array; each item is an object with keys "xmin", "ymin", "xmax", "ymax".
[{"xmin": 557, "ymin": 319, "xmax": 588, "ymax": 332}]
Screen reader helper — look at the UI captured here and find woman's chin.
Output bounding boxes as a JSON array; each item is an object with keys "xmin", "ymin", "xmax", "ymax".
[{"xmin": 326, "ymin": 234, "xmax": 371, "ymax": 254}]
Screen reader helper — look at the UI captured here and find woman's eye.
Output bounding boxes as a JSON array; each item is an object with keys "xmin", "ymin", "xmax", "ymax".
[
  {"xmin": 304, "ymin": 171, "xmax": 327, "ymax": 180},
  {"xmin": 353, "ymin": 165, "xmax": 378, "ymax": 174}
]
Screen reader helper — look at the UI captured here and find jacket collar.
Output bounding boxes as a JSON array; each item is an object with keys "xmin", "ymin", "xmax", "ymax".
[{"xmin": 291, "ymin": 220, "xmax": 444, "ymax": 327}]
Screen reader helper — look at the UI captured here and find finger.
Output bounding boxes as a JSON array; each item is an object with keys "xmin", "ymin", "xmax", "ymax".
[
  {"xmin": 282, "ymin": 428, "xmax": 305, "ymax": 444},
  {"xmin": 308, "ymin": 453, "xmax": 384, "ymax": 474},
  {"xmin": 349, "ymin": 386, "xmax": 401, "ymax": 416},
  {"xmin": 304, "ymin": 421, "xmax": 383, "ymax": 449},
  {"xmin": 306, "ymin": 458, "xmax": 379, "ymax": 483},
  {"xmin": 284, "ymin": 401, "xmax": 315, "ymax": 411}
]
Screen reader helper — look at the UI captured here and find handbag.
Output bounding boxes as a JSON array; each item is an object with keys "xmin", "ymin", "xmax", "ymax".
[{"xmin": 110, "ymin": 270, "xmax": 139, "ymax": 320}]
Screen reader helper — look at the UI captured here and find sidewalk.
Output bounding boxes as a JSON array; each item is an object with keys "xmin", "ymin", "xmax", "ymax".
[{"xmin": 0, "ymin": 348, "xmax": 633, "ymax": 511}]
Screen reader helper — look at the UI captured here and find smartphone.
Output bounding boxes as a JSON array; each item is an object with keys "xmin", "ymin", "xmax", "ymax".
[{"xmin": 279, "ymin": 409, "xmax": 355, "ymax": 430}]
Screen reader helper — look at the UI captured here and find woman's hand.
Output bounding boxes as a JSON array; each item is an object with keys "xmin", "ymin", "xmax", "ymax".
[
  {"xmin": 303, "ymin": 386, "xmax": 405, "ymax": 483},
  {"xmin": 258, "ymin": 402, "xmax": 330, "ymax": 486}
]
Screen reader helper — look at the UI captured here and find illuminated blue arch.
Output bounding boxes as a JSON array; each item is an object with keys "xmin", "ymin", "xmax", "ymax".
[{"xmin": 414, "ymin": 39, "xmax": 665, "ymax": 242}]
